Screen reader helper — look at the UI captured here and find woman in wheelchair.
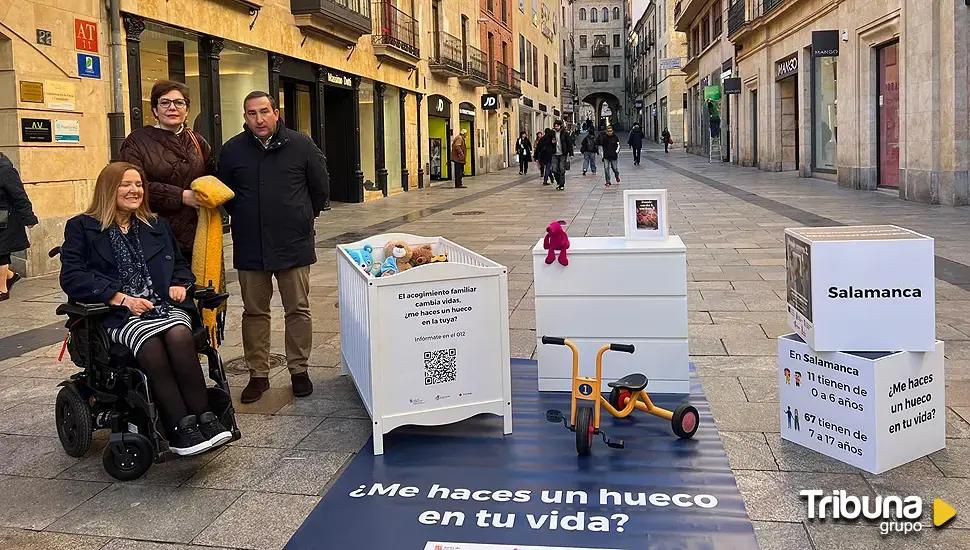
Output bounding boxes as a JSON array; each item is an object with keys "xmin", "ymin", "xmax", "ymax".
[{"xmin": 59, "ymin": 162, "xmax": 231, "ymax": 456}]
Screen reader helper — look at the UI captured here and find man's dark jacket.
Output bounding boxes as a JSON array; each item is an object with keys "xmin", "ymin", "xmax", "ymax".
[
  {"xmin": 218, "ymin": 122, "xmax": 330, "ymax": 272},
  {"xmin": 628, "ymin": 127, "xmax": 645, "ymax": 148},
  {"xmin": 59, "ymin": 214, "xmax": 195, "ymax": 329},
  {"xmin": 599, "ymin": 133, "xmax": 621, "ymax": 160},
  {"xmin": 0, "ymin": 154, "xmax": 38, "ymax": 257}
]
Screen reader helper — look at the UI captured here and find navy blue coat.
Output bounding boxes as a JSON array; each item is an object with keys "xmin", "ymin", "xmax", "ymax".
[
  {"xmin": 0, "ymin": 154, "xmax": 38, "ymax": 256},
  {"xmin": 59, "ymin": 214, "xmax": 196, "ymax": 329}
]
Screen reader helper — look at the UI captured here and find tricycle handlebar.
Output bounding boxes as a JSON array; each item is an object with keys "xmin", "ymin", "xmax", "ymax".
[
  {"xmin": 610, "ymin": 343, "xmax": 635, "ymax": 354},
  {"xmin": 541, "ymin": 336, "xmax": 567, "ymax": 346}
]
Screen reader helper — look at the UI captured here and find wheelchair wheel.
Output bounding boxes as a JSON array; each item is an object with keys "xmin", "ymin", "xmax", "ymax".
[
  {"xmin": 575, "ymin": 406, "xmax": 595, "ymax": 456},
  {"xmin": 55, "ymin": 386, "xmax": 92, "ymax": 457},
  {"xmin": 102, "ymin": 433, "xmax": 154, "ymax": 481}
]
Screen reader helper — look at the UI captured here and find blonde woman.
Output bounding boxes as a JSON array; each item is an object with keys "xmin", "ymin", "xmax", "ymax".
[{"xmin": 59, "ymin": 162, "xmax": 231, "ymax": 456}]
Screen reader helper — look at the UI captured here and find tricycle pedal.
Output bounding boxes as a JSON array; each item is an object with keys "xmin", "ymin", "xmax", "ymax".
[
  {"xmin": 607, "ymin": 439, "xmax": 625, "ymax": 449},
  {"xmin": 545, "ymin": 410, "xmax": 564, "ymax": 423}
]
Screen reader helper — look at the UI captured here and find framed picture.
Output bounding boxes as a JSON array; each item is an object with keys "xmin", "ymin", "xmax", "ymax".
[{"xmin": 622, "ymin": 189, "xmax": 669, "ymax": 241}]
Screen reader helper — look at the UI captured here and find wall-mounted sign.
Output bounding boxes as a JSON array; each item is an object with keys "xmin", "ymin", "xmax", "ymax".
[
  {"xmin": 723, "ymin": 77, "xmax": 742, "ymax": 95},
  {"xmin": 776, "ymin": 52, "xmax": 799, "ymax": 81},
  {"xmin": 77, "ymin": 53, "xmax": 101, "ymax": 79},
  {"xmin": 521, "ymin": 97, "xmax": 534, "ymax": 108},
  {"xmin": 21, "ymin": 118, "xmax": 52, "ymax": 143},
  {"xmin": 36, "ymin": 29, "xmax": 52, "ymax": 46},
  {"xmin": 74, "ymin": 19, "xmax": 98, "ymax": 53},
  {"xmin": 20, "ymin": 81, "xmax": 44, "ymax": 103},
  {"xmin": 812, "ymin": 30, "xmax": 840, "ymax": 57},
  {"xmin": 428, "ymin": 95, "xmax": 451, "ymax": 117},
  {"xmin": 326, "ymin": 69, "xmax": 353, "ymax": 88},
  {"xmin": 658, "ymin": 57, "xmax": 682, "ymax": 70},
  {"xmin": 634, "ymin": 99, "xmax": 644, "ymax": 109},
  {"xmin": 54, "ymin": 120, "xmax": 81, "ymax": 143},
  {"xmin": 553, "ymin": 108, "xmax": 560, "ymax": 116},
  {"xmin": 45, "ymin": 81, "xmax": 76, "ymax": 110},
  {"xmin": 481, "ymin": 93, "xmax": 499, "ymax": 110},
  {"xmin": 539, "ymin": 103, "xmax": 547, "ymax": 113}
]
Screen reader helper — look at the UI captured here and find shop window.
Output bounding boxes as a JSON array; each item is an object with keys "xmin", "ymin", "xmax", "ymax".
[
  {"xmin": 359, "ymin": 80, "xmax": 377, "ymax": 189},
  {"xmin": 219, "ymin": 43, "xmax": 269, "ymax": 144},
  {"xmin": 137, "ymin": 25, "xmax": 202, "ymax": 129},
  {"xmin": 384, "ymin": 86, "xmax": 402, "ymax": 190},
  {"xmin": 592, "ymin": 65, "xmax": 608, "ymax": 82},
  {"xmin": 813, "ymin": 56, "xmax": 838, "ymax": 171}
]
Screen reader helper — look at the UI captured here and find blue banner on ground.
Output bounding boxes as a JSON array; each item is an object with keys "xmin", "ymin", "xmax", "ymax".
[{"xmin": 286, "ymin": 360, "xmax": 757, "ymax": 550}]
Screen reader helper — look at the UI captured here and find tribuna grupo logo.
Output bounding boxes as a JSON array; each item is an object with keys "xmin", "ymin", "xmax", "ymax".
[{"xmin": 802, "ymin": 490, "xmax": 957, "ymax": 535}]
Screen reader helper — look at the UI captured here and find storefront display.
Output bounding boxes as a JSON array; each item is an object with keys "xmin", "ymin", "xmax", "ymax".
[
  {"xmin": 459, "ymin": 102, "xmax": 477, "ymax": 176},
  {"xmin": 427, "ymin": 95, "xmax": 451, "ymax": 180},
  {"xmin": 812, "ymin": 56, "xmax": 838, "ymax": 172},
  {"xmin": 785, "ymin": 225, "xmax": 935, "ymax": 352},
  {"xmin": 219, "ymin": 43, "xmax": 269, "ymax": 143},
  {"xmin": 384, "ymin": 86, "xmax": 403, "ymax": 191},
  {"xmin": 337, "ymin": 233, "xmax": 512, "ymax": 455},
  {"xmin": 359, "ymin": 80, "xmax": 378, "ymax": 190},
  {"xmin": 137, "ymin": 25, "xmax": 202, "ymax": 128},
  {"xmin": 778, "ymin": 334, "xmax": 944, "ymax": 474}
]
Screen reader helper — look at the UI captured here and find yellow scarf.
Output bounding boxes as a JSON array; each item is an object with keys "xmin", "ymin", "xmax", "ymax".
[{"xmin": 190, "ymin": 176, "xmax": 235, "ymax": 348}]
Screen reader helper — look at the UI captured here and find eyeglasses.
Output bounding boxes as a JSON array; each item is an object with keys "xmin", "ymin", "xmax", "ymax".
[{"xmin": 157, "ymin": 99, "xmax": 188, "ymax": 109}]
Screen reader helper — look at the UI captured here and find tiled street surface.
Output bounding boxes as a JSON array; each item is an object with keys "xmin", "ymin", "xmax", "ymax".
[{"xmin": 2, "ymin": 142, "xmax": 970, "ymax": 549}]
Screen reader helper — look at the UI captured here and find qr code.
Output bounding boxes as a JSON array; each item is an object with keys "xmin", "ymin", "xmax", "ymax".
[{"xmin": 424, "ymin": 348, "xmax": 458, "ymax": 385}]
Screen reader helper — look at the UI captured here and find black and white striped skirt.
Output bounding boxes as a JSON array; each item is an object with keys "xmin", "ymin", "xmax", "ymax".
[{"xmin": 107, "ymin": 308, "xmax": 193, "ymax": 356}]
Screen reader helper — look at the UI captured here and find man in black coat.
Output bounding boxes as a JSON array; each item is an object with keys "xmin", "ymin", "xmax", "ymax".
[
  {"xmin": 217, "ymin": 91, "xmax": 330, "ymax": 403},
  {"xmin": 628, "ymin": 123, "xmax": 645, "ymax": 165}
]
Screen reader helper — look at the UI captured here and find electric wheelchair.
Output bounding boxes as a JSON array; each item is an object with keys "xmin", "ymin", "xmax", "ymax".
[{"xmin": 50, "ymin": 247, "xmax": 241, "ymax": 481}]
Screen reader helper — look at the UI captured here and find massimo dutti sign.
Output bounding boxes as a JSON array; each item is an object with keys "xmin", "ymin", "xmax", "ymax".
[
  {"xmin": 812, "ymin": 30, "xmax": 840, "ymax": 57},
  {"xmin": 776, "ymin": 52, "xmax": 799, "ymax": 81}
]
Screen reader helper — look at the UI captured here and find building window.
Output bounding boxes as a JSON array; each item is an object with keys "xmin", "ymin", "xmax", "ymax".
[
  {"xmin": 602, "ymin": 8, "xmax": 609, "ymax": 21},
  {"xmin": 526, "ymin": 39, "xmax": 533, "ymax": 84},
  {"xmin": 813, "ymin": 55, "xmax": 838, "ymax": 171},
  {"xmin": 613, "ymin": 6, "xmax": 620, "ymax": 20},
  {"xmin": 581, "ymin": 65, "xmax": 588, "ymax": 79},
  {"xmin": 580, "ymin": 35, "xmax": 587, "ymax": 48},
  {"xmin": 613, "ymin": 64, "xmax": 620, "ymax": 78},
  {"xmin": 520, "ymin": 34, "xmax": 526, "ymax": 75},
  {"xmin": 520, "ymin": 0, "xmax": 525, "ymax": 12},
  {"xmin": 701, "ymin": 16, "xmax": 710, "ymax": 49},
  {"xmin": 713, "ymin": 1, "xmax": 722, "ymax": 38},
  {"xmin": 533, "ymin": 44, "xmax": 539, "ymax": 84},
  {"xmin": 691, "ymin": 28, "xmax": 699, "ymax": 57},
  {"xmin": 219, "ymin": 42, "xmax": 269, "ymax": 144},
  {"xmin": 590, "ymin": 7, "xmax": 598, "ymax": 22},
  {"xmin": 579, "ymin": 8, "xmax": 586, "ymax": 20},
  {"xmin": 613, "ymin": 34, "xmax": 620, "ymax": 48},
  {"xmin": 554, "ymin": 62, "xmax": 558, "ymax": 96},
  {"xmin": 544, "ymin": 55, "xmax": 549, "ymax": 92},
  {"xmin": 593, "ymin": 65, "xmax": 608, "ymax": 82},
  {"xmin": 137, "ymin": 25, "xmax": 202, "ymax": 128},
  {"xmin": 487, "ymin": 0, "xmax": 493, "ymax": 13},
  {"xmin": 501, "ymin": 0, "xmax": 508, "ymax": 23}
]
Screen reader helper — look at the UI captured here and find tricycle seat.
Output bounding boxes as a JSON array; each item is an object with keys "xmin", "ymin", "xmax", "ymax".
[{"xmin": 608, "ymin": 373, "xmax": 648, "ymax": 392}]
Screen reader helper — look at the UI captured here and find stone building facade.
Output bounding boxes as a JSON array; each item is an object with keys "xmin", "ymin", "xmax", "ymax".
[
  {"xmin": 655, "ymin": 0, "xmax": 688, "ymax": 147},
  {"xmin": 1, "ymin": 0, "xmax": 560, "ymax": 275},
  {"xmin": 515, "ymin": 0, "xmax": 566, "ymax": 138},
  {"xmin": 573, "ymin": 0, "xmax": 630, "ymax": 130}
]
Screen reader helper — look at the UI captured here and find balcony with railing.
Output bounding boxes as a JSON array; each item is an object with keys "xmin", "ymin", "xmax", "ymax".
[
  {"xmin": 429, "ymin": 30, "xmax": 464, "ymax": 76},
  {"xmin": 764, "ymin": 0, "xmax": 785, "ymax": 14},
  {"xmin": 488, "ymin": 59, "xmax": 512, "ymax": 96},
  {"xmin": 459, "ymin": 45, "xmax": 490, "ymax": 86},
  {"xmin": 372, "ymin": 0, "xmax": 419, "ymax": 66},
  {"xmin": 291, "ymin": 0, "xmax": 371, "ymax": 46},
  {"xmin": 510, "ymin": 69, "xmax": 523, "ymax": 97},
  {"xmin": 674, "ymin": 0, "xmax": 705, "ymax": 32},
  {"xmin": 591, "ymin": 44, "xmax": 610, "ymax": 58}
]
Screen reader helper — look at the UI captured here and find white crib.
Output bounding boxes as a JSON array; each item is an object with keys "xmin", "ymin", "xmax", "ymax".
[{"xmin": 336, "ymin": 233, "xmax": 513, "ymax": 455}]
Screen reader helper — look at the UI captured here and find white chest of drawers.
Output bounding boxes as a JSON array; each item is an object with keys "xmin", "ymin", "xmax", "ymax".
[{"xmin": 532, "ymin": 236, "xmax": 689, "ymax": 394}]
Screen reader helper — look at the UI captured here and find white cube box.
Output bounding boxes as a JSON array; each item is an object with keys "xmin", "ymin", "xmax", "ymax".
[
  {"xmin": 785, "ymin": 225, "xmax": 936, "ymax": 352},
  {"xmin": 778, "ymin": 333, "xmax": 945, "ymax": 474},
  {"xmin": 337, "ymin": 233, "xmax": 513, "ymax": 455},
  {"xmin": 532, "ymin": 236, "xmax": 689, "ymax": 394}
]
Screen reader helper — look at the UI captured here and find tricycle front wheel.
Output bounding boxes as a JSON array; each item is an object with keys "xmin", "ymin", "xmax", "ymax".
[{"xmin": 575, "ymin": 406, "xmax": 595, "ymax": 456}]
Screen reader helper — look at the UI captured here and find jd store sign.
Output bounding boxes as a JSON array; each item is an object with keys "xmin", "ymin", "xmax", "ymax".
[
  {"xmin": 776, "ymin": 52, "xmax": 799, "ymax": 81},
  {"xmin": 481, "ymin": 93, "xmax": 499, "ymax": 111}
]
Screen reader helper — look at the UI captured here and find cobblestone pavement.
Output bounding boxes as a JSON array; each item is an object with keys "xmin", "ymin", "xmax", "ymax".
[{"xmin": 2, "ymin": 142, "xmax": 970, "ymax": 549}]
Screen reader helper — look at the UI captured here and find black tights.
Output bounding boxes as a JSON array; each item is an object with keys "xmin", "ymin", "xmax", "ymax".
[{"xmin": 136, "ymin": 325, "xmax": 209, "ymax": 431}]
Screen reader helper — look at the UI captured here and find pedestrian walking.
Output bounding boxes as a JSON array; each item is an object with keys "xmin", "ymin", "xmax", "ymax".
[
  {"xmin": 598, "ymin": 126, "xmax": 621, "ymax": 187},
  {"xmin": 451, "ymin": 130, "xmax": 468, "ymax": 189},
  {"xmin": 217, "ymin": 91, "xmax": 330, "ymax": 404},
  {"xmin": 628, "ymin": 123, "xmax": 645, "ymax": 165},
  {"xmin": 550, "ymin": 120, "xmax": 575, "ymax": 191},
  {"xmin": 0, "ymin": 153, "xmax": 38, "ymax": 301},
  {"xmin": 119, "ymin": 80, "xmax": 215, "ymax": 262},
  {"xmin": 536, "ymin": 129, "xmax": 555, "ymax": 185},
  {"xmin": 662, "ymin": 127, "xmax": 672, "ymax": 153},
  {"xmin": 534, "ymin": 132, "xmax": 544, "ymax": 174},
  {"xmin": 515, "ymin": 131, "xmax": 532, "ymax": 174},
  {"xmin": 580, "ymin": 132, "xmax": 599, "ymax": 176}
]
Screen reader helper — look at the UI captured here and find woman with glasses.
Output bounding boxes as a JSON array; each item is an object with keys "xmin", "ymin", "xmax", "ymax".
[{"xmin": 119, "ymin": 80, "xmax": 215, "ymax": 262}]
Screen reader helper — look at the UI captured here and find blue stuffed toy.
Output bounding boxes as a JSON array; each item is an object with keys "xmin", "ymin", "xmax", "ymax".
[
  {"xmin": 347, "ymin": 245, "xmax": 377, "ymax": 276},
  {"xmin": 379, "ymin": 256, "xmax": 399, "ymax": 277}
]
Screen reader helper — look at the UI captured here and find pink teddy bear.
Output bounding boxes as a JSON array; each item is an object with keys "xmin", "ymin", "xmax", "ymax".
[{"xmin": 544, "ymin": 221, "xmax": 570, "ymax": 266}]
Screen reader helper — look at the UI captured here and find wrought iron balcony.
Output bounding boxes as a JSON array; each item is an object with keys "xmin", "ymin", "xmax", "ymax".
[
  {"xmin": 510, "ymin": 69, "xmax": 523, "ymax": 97},
  {"xmin": 372, "ymin": 0, "xmax": 419, "ymax": 66},
  {"xmin": 460, "ymin": 45, "xmax": 490, "ymax": 86},
  {"xmin": 488, "ymin": 59, "xmax": 511, "ymax": 95},
  {"xmin": 291, "ymin": 0, "xmax": 371, "ymax": 46},
  {"xmin": 764, "ymin": 0, "xmax": 784, "ymax": 14},
  {"xmin": 591, "ymin": 44, "xmax": 610, "ymax": 58},
  {"xmin": 429, "ymin": 30, "xmax": 464, "ymax": 76},
  {"xmin": 727, "ymin": 1, "xmax": 746, "ymax": 35}
]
